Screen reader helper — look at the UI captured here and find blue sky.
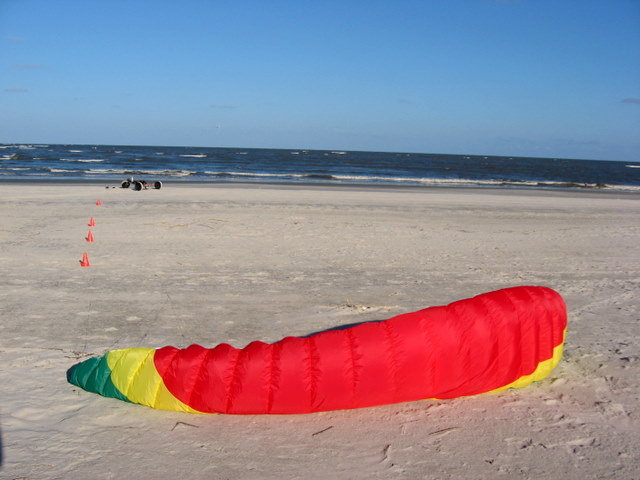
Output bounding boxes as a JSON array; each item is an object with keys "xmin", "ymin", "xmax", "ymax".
[{"xmin": 1, "ymin": 0, "xmax": 638, "ymax": 161}]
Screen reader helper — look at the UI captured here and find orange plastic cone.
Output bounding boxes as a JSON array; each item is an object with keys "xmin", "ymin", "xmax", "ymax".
[
  {"xmin": 88, "ymin": 217, "xmax": 96, "ymax": 227},
  {"xmin": 96, "ymin": 199, "xmax": 102, "ymax": 206},
  {"xmin": 86, "ymin": 230, "xmax": 94, "ymax": 242},
  {"xmin": 80, "ymin": 252, "xmax": 91, "ymax": 267}
]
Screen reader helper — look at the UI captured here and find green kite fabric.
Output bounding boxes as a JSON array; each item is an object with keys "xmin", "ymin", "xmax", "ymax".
[{"xmin": 67, "ymin": 286, "xmax": 567, "ymax": 414}]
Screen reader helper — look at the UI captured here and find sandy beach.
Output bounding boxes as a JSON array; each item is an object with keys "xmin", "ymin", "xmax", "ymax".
[{"xmin": 1, "ymin": 182, "xmax": 638, "ymax": 479}]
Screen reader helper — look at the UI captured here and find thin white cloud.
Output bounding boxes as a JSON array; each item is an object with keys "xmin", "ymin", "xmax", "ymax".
[
  {"xmin": 4, "ymin": 36, "xmax": 25, "ymax": 41},
  {"xmin": 4, "ymin": 88, "xmax": 28, "ymax": 93},
  {"xmin": 621, "ymin": 98, "xmax": 640, "ymax": 104}
]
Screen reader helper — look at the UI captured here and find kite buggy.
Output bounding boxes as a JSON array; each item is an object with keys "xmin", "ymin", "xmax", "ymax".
[{"xmin": 120, "ymin": 178, "xmax": 162, "ymax": 191}]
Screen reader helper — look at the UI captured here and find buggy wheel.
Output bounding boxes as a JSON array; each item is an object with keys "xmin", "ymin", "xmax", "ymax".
[
  {"xmin": 121, "ymin": 180, "xmax": 130, "ymax": 188},
  {"xmin": 154, "ymin": 181, "xmax": 162, "ymax": 189},
  {"xmin": 134, "ymin": 181, "xmax": 143, "ymax": 191}
]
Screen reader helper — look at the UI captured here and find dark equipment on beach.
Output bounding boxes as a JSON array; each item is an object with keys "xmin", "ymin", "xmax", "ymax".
[{"xmin": 121, "ymin": 179, "xmax": 162, "ymax": 191}]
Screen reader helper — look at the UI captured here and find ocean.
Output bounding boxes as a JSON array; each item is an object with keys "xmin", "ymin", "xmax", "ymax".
[{"xmin": 1, "ymin": 144, "xmax": 639, "ymax": 191}]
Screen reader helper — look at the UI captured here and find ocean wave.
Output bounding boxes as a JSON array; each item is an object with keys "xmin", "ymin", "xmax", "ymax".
[
  {"xmin": 599, "ymin": 184, "xmax": 640, "ymax": 191},
  {"xmin": 197, "ymin": 171, "xmax": 640, "ymax": 191},
  {"xmin": 5, "ymin": 171, "xmax": 60, "ymax": 176},
  {"xmin": 54, "ymin": 158, "xmax": 104, "ymax": 163},
  {"xmin": 180, "ymin": 154, "xmax": 208, "ymax": 158},
  {"xmin": 304, "ymin": 174, "xmax": 335, "ymax": 179},
  {"xmin": 83, "ymin": 168, "xmax": 130, "ymax": 175},
  {"xmin": 0, "ymin": 144, "xmax": 49, "ymax": 149},
  {"xmin": 86, "ymin": 168, "xmax": 194, "ymax": 177},
  {"xmin": 204, "ymin": 171, "xmax": 293, "ymax": 178},
  {"xmin": 327, "ymin": 174, "xmax": 513, "ymax": 186}
]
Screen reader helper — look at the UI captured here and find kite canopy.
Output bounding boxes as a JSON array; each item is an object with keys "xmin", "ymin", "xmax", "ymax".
[{"xmin": 67, "ymin": 286, "xmax": 567, "ymax": 414}]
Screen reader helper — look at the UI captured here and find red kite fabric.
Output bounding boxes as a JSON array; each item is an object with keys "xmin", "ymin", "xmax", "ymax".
[{"xmin": 67, "ymin": 286, "xmax": 567, "ymax": 414}]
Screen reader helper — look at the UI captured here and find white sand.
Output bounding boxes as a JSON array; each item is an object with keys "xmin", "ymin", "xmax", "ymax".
[{"xmin": 1, "ymin": 183, "xmax": 638, "ymax": 479}]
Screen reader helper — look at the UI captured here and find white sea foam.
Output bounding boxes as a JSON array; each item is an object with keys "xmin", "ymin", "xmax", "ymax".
[
  {"xmin": 0, "ymin": 144, "xmax": 47, "ymax": 149},
  {"xmin": 85, "ymin": 168, "xmax": 128, "ymax": 174},
  {"xmin": 86, "ymin": 168, "xmax": 193, "ymax": 177},
  {"xmin": 204, "ymin": 171, "xmax": 290, "ymax": 178},
  {"xmin": 330, "ymin": 174, "xmax": 506, "ymax": 186},
  {"xmin": 180, "ymin": 154, "xmax": 207, "ymax": 158}
]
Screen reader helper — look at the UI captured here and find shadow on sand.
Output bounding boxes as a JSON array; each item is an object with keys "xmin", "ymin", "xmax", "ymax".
[{"xmin": 302, "ymin": 318, "xmax": 384, "ymax": 337}]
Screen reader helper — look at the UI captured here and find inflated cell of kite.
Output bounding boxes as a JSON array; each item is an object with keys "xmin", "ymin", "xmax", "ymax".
[{"xmin": 67, "ymin": 286, "xmax": 567, "ymax": 414}]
